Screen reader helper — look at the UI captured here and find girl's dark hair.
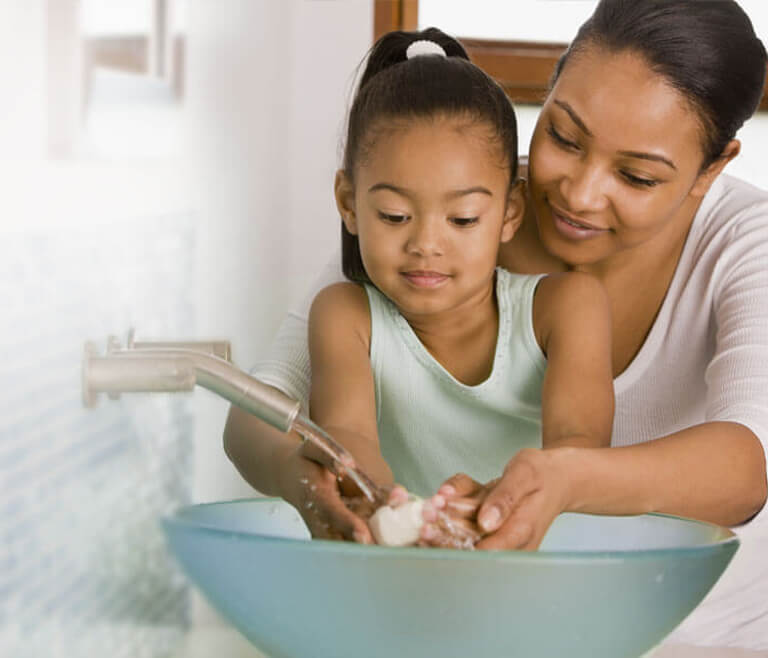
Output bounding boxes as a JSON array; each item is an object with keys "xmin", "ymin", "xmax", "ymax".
[
  {"xmin": 341, "ymin": 27, "xmax": 518, "ymax": 284},
  {"xmin": 552, "ymin": 0, "xmax": 767, "ymax": 170}
]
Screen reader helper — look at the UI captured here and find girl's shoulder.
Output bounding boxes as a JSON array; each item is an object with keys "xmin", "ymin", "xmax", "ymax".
[
  {"xmin": 532, "ymin": 271, "xmax": 611, "ymax": 348},
  {"xmin": 534, "ymin": 271, "xmax": 608, "ymax": 314},
  {"xmin": 309, "ymin": 282, "xmax": 372, "ymax": 336}
]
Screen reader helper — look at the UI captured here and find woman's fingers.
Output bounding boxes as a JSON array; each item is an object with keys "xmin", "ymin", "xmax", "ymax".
[
  {"xmin": 437, "ymin": 472, "xmax": 482, "ymax": 498},
  {"xmin": 291, "ymin": 460, "xmax": 373, "ymax": 544},
  {"xmin": 477, "ymin": 451, "xmax": 540, "ymax": 533},
  {"xmin": 475, "ymin": 488, "xmax": 561, "ymax": 551}
]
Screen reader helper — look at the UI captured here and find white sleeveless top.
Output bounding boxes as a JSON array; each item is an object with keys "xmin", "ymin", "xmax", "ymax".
[{"xmin": 364, "ymin": 268, "xmax": 546, "ymax": 497}]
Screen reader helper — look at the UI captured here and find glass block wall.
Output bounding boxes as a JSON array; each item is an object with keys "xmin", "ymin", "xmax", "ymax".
[{"xmin": 0, "ymin": 212, "xmax": 195, "ymax": 658}]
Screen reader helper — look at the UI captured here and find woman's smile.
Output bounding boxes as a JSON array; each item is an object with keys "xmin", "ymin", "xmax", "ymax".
[{"xmin": 548, "ymin": 199, "xmax": 610, "ymax": 240}]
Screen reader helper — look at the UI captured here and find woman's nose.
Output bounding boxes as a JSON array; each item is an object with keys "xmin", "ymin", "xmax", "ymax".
[
  {"xmin": 560, "ymin": 159, "xmax": 609, "ymax": 213},
  {"xmin": 406, "ymin": 217, "xmax": 444, "ymax": 257}
]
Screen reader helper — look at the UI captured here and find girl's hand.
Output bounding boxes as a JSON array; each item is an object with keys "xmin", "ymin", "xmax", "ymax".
[{"xmin": 425, "ymin": 448, "xmax": 573, "ymax": 550}]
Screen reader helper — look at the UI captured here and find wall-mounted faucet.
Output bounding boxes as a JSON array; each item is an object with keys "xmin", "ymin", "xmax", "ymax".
[
  {"xmin": 82, "ymin": 331, "xmax": 383, "ymax": 502},
  {"xmin": 83, "ymin": 330, "xmax": 299, "ymax": 432}
]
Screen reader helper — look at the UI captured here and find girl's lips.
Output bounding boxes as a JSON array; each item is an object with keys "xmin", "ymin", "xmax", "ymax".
[
  {"xmin": 401, "ymin": 271, "xmax": 450, "ymax": 288},
  {"xmin": 549, "ymin": 204, "xmax": 609, "ymax": 240}
]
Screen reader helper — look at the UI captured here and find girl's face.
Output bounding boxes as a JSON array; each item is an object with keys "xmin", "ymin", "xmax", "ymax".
[
  {"xmin": 528, "ymin": 46, "xmax": 737, "ymax": 269},
  {"xmin": 337, "ymin": 116, "xmax": 522, "ymax": 322}
]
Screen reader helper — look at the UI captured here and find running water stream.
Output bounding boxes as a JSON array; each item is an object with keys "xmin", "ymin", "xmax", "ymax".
[{"xmin": 291, "ymin": 414, "xmax": 387, "ymax": 504}]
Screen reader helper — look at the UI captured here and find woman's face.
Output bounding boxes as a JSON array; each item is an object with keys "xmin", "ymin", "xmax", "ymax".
[{"xmin": 528, "ymin": 46, "xmax": 720, "ymax": 269}]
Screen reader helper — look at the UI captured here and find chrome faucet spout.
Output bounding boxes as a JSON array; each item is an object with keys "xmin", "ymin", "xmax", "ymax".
[
  {"xmin": 83, "ymin": 333, "xmax": 384, "ymax": 503},
  {"xmin": 83, "ymin": 338, "xmax": 299, "ymax": 433}
]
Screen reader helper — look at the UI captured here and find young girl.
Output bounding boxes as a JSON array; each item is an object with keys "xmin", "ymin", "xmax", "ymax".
[{"xmin": 304, "ymin": 28, "xmax": 615, "ymax": 546}]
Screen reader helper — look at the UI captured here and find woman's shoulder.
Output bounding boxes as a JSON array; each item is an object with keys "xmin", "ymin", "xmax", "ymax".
[
  {"xmin": 701, "ymin": 174, "xmax": 768, "ymax": 226},
  {"xmin": 694, "ymin": 174, "xmax": 768, "ymax": 253}
]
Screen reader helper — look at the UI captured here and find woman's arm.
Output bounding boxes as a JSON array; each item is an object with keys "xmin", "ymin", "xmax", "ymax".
[
  {"xmin": 552, "ymin": 421, "xmax": 766, "ymax": 524},
  {"xmin": 223, "ymin": 405, "xmax": 374, "ymax": 542}
]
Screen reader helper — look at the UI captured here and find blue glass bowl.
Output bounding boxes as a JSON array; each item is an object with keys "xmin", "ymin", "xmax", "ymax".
[{"xmin": 162, "ymin": 498, "xmax": 737, "ymax": 658}]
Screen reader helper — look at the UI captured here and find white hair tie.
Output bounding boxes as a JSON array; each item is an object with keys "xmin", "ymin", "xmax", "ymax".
[{"xmin": 406, "ymin": 40, "xmax": 447, "ymax": 60}]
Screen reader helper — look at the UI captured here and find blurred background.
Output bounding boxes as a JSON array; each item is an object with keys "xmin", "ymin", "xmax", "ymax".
[{"xmin": 2, "ymin": 1, "xmax": 768, "ymax": 656}]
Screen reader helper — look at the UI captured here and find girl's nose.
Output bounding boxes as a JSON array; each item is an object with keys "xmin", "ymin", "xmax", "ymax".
[
  {"xmin": 406, "ymin": 217, "xmax": 444, "ymax": 257},
  {"xmin": 560, "ymin": 159, "xmax": 609, "ymax": 214}
]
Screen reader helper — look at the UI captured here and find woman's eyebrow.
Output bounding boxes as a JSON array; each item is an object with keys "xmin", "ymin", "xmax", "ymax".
[
  {"xmin": 554, "ymin": 99, "xmax": 592, "ymax": 136},
  {"xmin": 553, "ymin": 99, "xmax": 677, "ymax": 171},
  {"xmin": 617, "ymin": 150, "xmax": 677, "ymax": 171}
]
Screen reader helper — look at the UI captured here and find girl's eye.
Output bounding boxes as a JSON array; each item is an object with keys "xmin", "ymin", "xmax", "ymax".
[
  {"xmin": 378, "ymin": 212, "xmax": 409, "ymax": 224},
  {"xmin": 621, "ymin": 171, "xmax": 659, "ymax": 188},
  {"xmin": 450, "ymin": 216, "xmax": 479, "ymax": 227},
  {"xmin": 546, "ymin": 123, "xmax": 579, "ymax": 150}
]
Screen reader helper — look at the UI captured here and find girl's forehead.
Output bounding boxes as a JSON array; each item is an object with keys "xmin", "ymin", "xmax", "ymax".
[{"xmin": 360, "ymin": 115, "xmax": 510, "ymax": 172}]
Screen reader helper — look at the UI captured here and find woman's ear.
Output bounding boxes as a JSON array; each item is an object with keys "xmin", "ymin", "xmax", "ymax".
[
  {"xmin": 690, "ymin": 139, "xmax": 741, "ymax": 198},
  {"xmin": 501, "ymin": 179, "xmax": 526, "ymax": 243},
  {"xmin": 335, "ymin": 169, "xmax": 357, "ymax": 234}
]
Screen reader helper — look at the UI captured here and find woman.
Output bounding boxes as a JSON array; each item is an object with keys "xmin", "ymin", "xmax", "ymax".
[{"xmin": 224, "ymin": 0, "xmax": 768, "ymax": 648}]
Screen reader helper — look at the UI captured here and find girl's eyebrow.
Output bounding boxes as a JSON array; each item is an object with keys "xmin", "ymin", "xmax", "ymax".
[
  {"xmin": 553, "ymin": 99, "xmax": 677, "ymax": 171},
  {"xmin": 368, "ymin": 182, "xmax": 493, "ymax": 197}
]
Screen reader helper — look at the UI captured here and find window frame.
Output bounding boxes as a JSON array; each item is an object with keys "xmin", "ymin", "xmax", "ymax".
[{"xmin": 373, "ymin": 0, "xmax": 768, "ymax": 110}]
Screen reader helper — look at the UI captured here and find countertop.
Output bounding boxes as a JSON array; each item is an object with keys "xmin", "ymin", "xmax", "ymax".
[{"xmin": 173, "ymin": 627, "xmax": 768, "ymax": 658}]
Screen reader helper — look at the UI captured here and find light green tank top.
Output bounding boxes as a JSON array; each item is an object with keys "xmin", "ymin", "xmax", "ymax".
[{"xmin": 364, "ymin": 268, "xmax": 547, "ymax": 497}]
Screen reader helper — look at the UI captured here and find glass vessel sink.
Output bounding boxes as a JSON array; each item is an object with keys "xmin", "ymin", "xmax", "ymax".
[{"xmin": 162, "ymin": 498, "xmax": 737, "ymax": 658}]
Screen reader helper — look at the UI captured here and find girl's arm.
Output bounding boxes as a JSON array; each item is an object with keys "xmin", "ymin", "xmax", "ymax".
[
  {"xmin": 534, "ymin": 271, "xmax": 614, "ymax": 450},
  {"xmin": 308, "ymin": 282, "xmax": 394, "ymax": 487}
]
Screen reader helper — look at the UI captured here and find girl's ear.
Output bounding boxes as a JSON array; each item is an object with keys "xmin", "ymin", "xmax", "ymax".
[
  {"xmin": 501, "ymin": 179, "xmax": 526, "ymax": 243},
  {"xmin": 690, "ymin": 139, "xmax": 740, "ymax": 199},
  {"xmin": 335, "ymin": 169, "xmax": 358, "ymax": 234}
]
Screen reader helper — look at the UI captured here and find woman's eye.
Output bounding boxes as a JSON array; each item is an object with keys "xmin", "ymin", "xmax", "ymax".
[
  {"xmin": 546, "ymin": 124, "xmax": 578, "ymax": 150},
  {"xmin": 450, "ymin": 216, "xmax": 479, "ymax": 227},
  {"xmin": 621, "ymin": 171, "xmax": 659, "ymax": 188},
  {"xmin": 378, "ymin": 212, "xmax": 409, "ymax": 224}
]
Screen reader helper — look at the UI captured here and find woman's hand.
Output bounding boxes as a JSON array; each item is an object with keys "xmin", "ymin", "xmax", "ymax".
[
  {"xmin": 423, "ymin": 448, "xmax": 573, "ymax": 550},
  {"xmin": 277, "ymin": 441, "xmax": 376, "ymax": 544},
  {"xmin": 279, "ymin": 439, "xmax": 408, "ymax": 544}
]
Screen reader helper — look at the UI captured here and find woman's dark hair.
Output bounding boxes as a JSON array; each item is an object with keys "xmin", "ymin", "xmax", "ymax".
[
  {"xmin": 552, "ymin": 0, "xmax": 767, "ymax": 171},
  {"xmin": 341, "ymin": 27, "xmax": 518, "ymax": 284}
]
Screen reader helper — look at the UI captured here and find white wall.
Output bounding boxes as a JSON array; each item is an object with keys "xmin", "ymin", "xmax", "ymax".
[
  {"xmin": 0, "ymin": 1, "xmax": 45, "ymax": 163},
  {"xmin": 185, "ymin": 0, "xmax": 373, "ymax": 502}
]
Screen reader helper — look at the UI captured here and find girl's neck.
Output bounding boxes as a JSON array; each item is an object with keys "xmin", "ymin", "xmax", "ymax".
[{"xmin": 399, "ymin": 277, "xmax": 500, "ymax": 387}]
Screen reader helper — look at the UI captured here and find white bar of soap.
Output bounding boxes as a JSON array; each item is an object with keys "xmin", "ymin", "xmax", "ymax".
[{"xmin": 368, "ymin": 498, "xmax": 425, "ymax": 547}]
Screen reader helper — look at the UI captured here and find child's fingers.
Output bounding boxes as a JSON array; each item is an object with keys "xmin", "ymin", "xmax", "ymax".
[{"xmin": 387, "ymin": 485, "xmax": 410, "ymax": 507}]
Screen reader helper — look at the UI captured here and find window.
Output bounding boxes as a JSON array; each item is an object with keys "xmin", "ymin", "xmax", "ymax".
[{"xmin": 374, "ymin": 0, "xmax": 768, "ymax": 110}]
